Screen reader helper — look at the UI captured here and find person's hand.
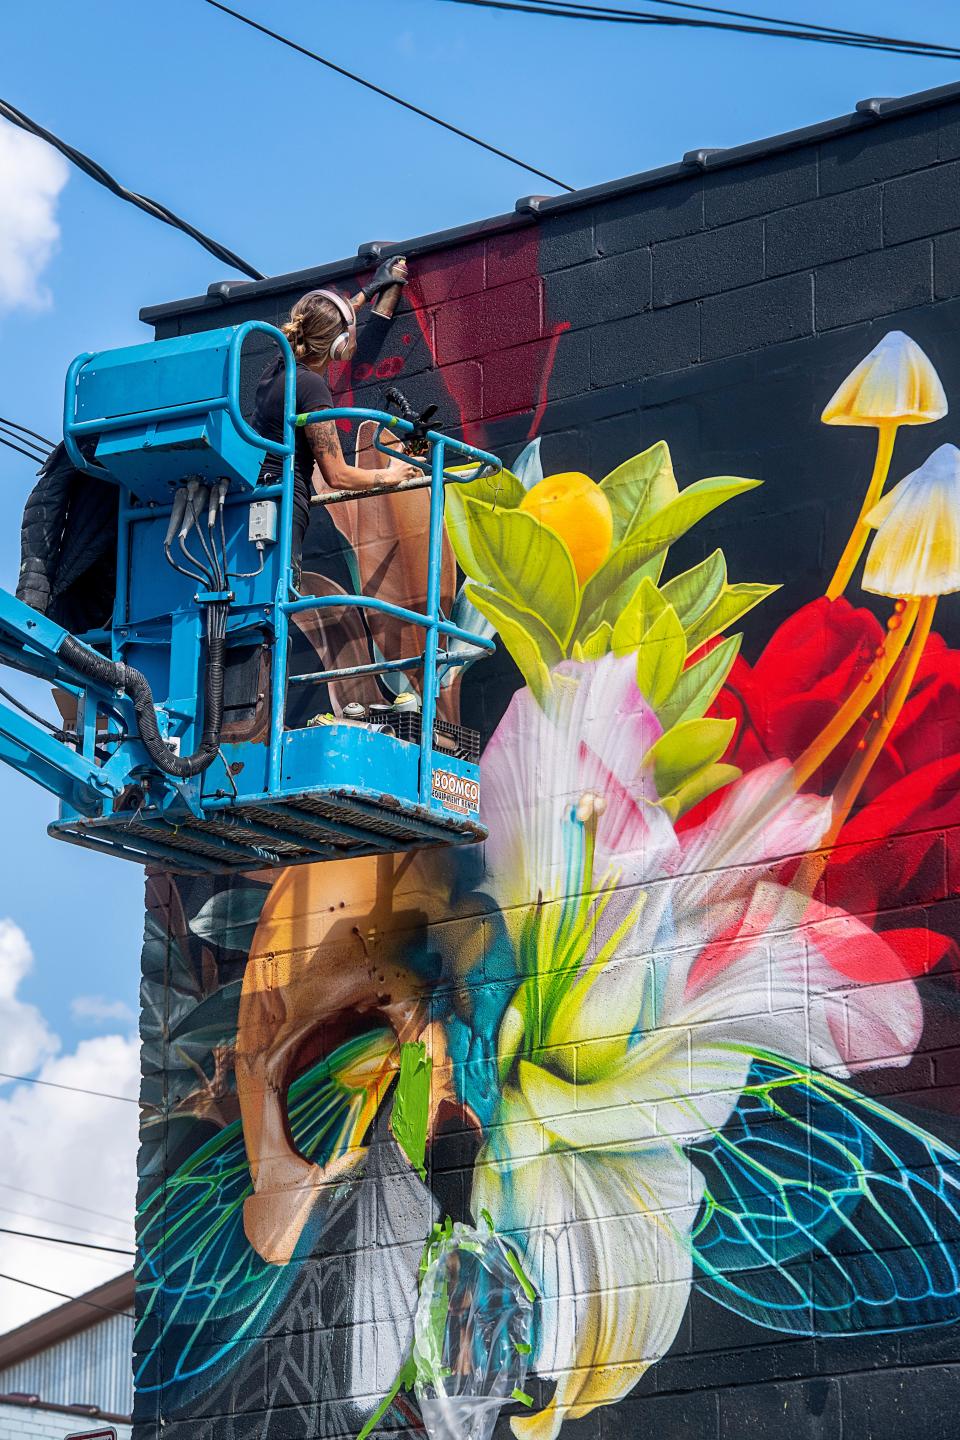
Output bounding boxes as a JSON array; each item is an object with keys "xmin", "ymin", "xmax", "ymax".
[
  {"xmin": 362, "ymin": 255, "xmax": 409, "ymax": 302},
  {"xmin": 383, "ymin": 458, "xmax": 422, "ymax": 485}
]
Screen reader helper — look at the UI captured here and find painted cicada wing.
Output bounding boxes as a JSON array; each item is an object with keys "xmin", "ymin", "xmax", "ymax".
[
  {"xmin": 134, "ymin": 1029, "xmax": 394, "ymax": 1406},
  {"xmin": 686, "ymin": 1052, "xmax": 960, "ymax": 1336}
]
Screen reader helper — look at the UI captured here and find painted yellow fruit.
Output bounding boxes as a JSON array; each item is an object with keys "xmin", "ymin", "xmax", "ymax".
[{"xmin": 518, "ymin": 471, "xmax": 614, "ymax": 584}]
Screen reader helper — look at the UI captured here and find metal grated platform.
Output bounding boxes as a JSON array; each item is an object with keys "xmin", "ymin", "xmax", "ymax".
[{"xmin": 49, "ymin": 788, "xmax": 487, "ymax": 873}]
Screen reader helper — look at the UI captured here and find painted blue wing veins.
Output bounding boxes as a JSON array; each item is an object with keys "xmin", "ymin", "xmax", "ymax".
[
  {"xmin": 687, "ymin": 1050, "xmax": 960, "ymax": 1335},
  {"xmin": 134, "ymin": 1031, "xmax": 394, "ymax": 1402}
]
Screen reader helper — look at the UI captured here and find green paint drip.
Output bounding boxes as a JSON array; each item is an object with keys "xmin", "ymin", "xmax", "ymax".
[{"xmin": 391, "ymin": 1040, "xmax": 432, "ymax": 1181}]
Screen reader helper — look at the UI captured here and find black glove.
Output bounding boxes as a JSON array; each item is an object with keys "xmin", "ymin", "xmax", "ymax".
[{"xmin": 361, "ymin": 257, "xmax": 408, "ymax": 302}]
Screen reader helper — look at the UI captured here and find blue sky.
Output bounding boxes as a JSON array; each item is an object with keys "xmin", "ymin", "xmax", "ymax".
[{"xmin": 0, "ymin": 0, "xmax": 958, "ymax": 1323}]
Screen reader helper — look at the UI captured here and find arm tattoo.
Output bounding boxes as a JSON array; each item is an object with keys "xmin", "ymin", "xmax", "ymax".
[{"xmin": 305, "ymin": 421, "xmax": 339, "ymax": 460}]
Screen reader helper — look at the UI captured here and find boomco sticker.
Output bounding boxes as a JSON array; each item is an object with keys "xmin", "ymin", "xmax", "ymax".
[{"xmin": 432, "ymin": 767, "xmax": 480, "ymax": 815}]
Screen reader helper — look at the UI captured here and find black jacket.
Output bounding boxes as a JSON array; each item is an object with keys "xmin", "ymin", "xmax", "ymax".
[{"xmin": 17, "ymin": 443, "xmax": 118, "ymax": 632}]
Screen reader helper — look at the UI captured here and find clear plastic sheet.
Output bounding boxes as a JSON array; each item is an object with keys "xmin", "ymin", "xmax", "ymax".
[{"xmin": 412, "ymin": 1220, "xmax": 535, "ymax": 1440}]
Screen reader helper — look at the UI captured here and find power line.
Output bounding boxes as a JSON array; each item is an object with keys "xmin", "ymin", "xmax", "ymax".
[
  {"xmin": 0, "ymin": 424, "xmax": 49, "ymax": 461},
  {"xmin": 0, "ymin": 1182, "xmax": 133, "ymax": 1232},
  {"xmin": 0, "ymin": 1070, "xmax": 138, "ymax": 1104},
  {"xmin": 436, "ymin": 0, "xmax": 960, "ymax": 60},
  {"xmin": 0, "ymin": 1270, "xmax": 134, "ymax": 1319},
  {"xmin": 0, "ymin": 1224, "xmax": 134, "ymax": 1257},
  {"xmin": 0, "ymin": 434, "xmax": 45, "ymax": 466},
  {"xmin": 0, "ymin": 1201, "xmax": 132, "ymax": 1248},
  {"xmin": 202, "ymin": 0, "xmax": 575, "ymax": 193},
  {"xmin": 0, "ymin": 96, "xmax": 266, "ymax": 281},
  {"xmin": 0, "ymin": 416, "xmax": 54, "ymax": 450},
  {"xmin": 560, "ymin": 0, "xmax": 960, "ymax": 50},
  {"xmin": 0, "ymin": 1221, "xmax": 131, "ymax": 1256}
]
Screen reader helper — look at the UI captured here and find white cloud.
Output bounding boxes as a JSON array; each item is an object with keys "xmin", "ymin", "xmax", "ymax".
[
  {"xmin": 0, "ymin": 921, "xmax": 139, "ymax": 1330},
  {"xmin": 0, "ymin": 920, "xmax": 59, "ymax": 1076},
  {"xmin": 0, "ymin": 119, "xmax": 69, "ymax": 311},
  {"xmin": 71, "ymin": 994, "xmax": 136, "ymax": 1025}
]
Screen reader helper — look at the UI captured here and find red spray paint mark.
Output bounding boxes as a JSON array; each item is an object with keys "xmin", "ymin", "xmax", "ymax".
[
  {"xmin": 529, "ymin": 321, "xmax": 571, "ymax": 440},
  {"xmin": 328, "ymin": 231, "xmax": 573, "ymax": 446}
]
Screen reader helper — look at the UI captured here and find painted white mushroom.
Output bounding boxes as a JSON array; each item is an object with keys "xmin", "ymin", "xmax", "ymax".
[{"xmin": 823, "ymin": 331, "xmax": 947, "ymax": 600}]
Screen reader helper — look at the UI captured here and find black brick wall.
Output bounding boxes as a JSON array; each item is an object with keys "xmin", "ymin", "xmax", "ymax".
[{"xmin": 141, "ymin": 83, "xmax": 960, "ymax": 1440}]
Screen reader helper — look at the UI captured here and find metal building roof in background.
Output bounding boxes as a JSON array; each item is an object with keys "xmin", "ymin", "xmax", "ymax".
[
  {"xmin": 0, "ymin": 1271, "xmax": 134, "ymax": 1421},
  {"xmin": 141, "ymin": 77, "xmax": 960, "ymax": 327}
]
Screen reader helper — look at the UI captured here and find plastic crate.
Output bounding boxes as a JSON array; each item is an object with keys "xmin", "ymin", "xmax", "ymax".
[{"xmin": 393, "ymin": 711, "xmax": 480, "ymax": 764}]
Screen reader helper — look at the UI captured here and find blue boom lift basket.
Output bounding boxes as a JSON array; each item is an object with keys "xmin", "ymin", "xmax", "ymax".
[{"xmin": 0, "ymin": 322, "xmax": 499, "ymax": 872}]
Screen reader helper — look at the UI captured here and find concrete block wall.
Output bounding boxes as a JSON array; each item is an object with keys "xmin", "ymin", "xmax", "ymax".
[
  {"xmin": 0, "ymin": 1399, "xmax": 131, "ymax": 1439},
  {"xmin": 135, "ymin": 80, "xmax": 960, "ymax": 1440}
]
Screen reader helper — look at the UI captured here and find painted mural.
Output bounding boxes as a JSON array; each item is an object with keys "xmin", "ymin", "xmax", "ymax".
[{"xmin": 136, "ymin": 328, "xmax": 960, "ymax": 1438}]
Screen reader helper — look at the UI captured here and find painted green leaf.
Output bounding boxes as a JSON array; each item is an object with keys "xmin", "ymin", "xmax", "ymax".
[
  {"xmin": 685, "ymin": 582, "xmax": 780, "ymax": 653},
  {"xmin": 578, "ymin": 557, "xmax": 663, "ymax": 641},
  {"xmin": 445, "ymin": 467, "xmax": 526, "ymax": 579},
  {"xmin": 189, "ymin": 887, "xmax": 268, "ymax": 951},
  {"xmin": 660, "ymin": 549, "xmax": 727, "ymax": 631},
  {"xmin": 633, "ymin": 475, "xmax": 761, "ymax": 548},
  {"xmin": 580, "ymin": 477, "xmax": 760, "ymax": 633},
  {"xmin": 598, "ymin": 440, "xmax": 679, "ymax": 544},
  {"xmin": 446, "ymin": 464, "xmax": 525, "ymax": 509},
  {"xmin": 579, "ymin": 620, "xmax": 613, "ymax": 659},
  {"xmin": 647, "ymin": 717, "xmax": 736, "ymax": 800},
  {"xmin": 610, "ymin": 576, "xmax": 666, "ymax": 654},
  {"xmin": 636, "ymin": 604, "xmax": 687, "ymax": 708},
  {"xmin": 656, "ymin": 632, "xmax": 741, "ymax": 730},
  {"xmin": 460, "ymin": 497, "xmax": 580, "ymax": 645},
  {"xmin": 465, "ymin": 584, "xmax": 561, "ymax": 704},
  {"xmin": 391, "ymin": 1041, "xmax": 432, "ymax": 1181},
  {"xmin": 660, "ymin": 762, "xmax": 742, "ymax": 822}
]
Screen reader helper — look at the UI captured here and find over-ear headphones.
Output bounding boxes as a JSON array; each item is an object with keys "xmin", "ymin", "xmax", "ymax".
[{"xmin": 315, "ymin": 289, "xmax": 356, "ymax": 361}]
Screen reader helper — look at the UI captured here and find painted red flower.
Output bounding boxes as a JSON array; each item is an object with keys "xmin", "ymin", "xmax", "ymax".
[{"xmin": 694, "ymin": 596, "xmax": 960, "ymax": 978}]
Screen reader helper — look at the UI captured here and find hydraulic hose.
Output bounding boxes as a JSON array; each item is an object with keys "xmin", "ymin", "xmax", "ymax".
[{"xmin": 59, "ymin": 632, "xmax": 226, "ymax": 779}]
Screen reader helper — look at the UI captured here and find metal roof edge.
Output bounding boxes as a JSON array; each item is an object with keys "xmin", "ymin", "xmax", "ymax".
[
  {"xmin": 0, "ymin": 1271, "xmax": 134, "ymax": 1370},
  {"xmin": 140, "ymin": 208, "xmax": 525, "ymax": 323},
  {"xmin": 140, "ymin": 76, "xmax": 960, "ymax": 326},
  {"xmin": 0, "ymin": 1392, "xmax": 131, "ymax": 1425}
]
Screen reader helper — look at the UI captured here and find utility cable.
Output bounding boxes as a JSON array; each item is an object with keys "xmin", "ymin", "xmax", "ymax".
[
  {"xmin": 0, "ymin": 1225, "xmax": 135, "ymax": 1257},
  {"xmin": 539, "ymin": 0, "xmax": 960, "ymax": 51},
  {"xmin": 0, "ymin": 1182, "xmax": 134, "ymax": 1231},
  {"xmin": 0, "ymin": 425, "xmax": 48, "ymax": 462},
  {"xmin": 0, "ymin": 1270, "xmax": 134, "ymax": 1319},
  {"xmin": 0, "ymin": 416, "xmax": 54, "ymax": 450},
  {"xmin": 0, "ymin": 433, "xmax": 46, "ymax": 466},
  {"xmin": 0, "ymin": 1070, "xmax": 138, "ymax": 1104},
  {"xmin": 0, "ymin": 1201, "xmax": 133, "ymax": 1248},
  {"xmin": 0, "ymin": 96, "xmax": 266, "ymax": 281},
  {"xmin": 202, "ymin": 0, "xmax": 575, "ymax": 192},
  {"xmin": 436, "ymin": 0, "xmax": 960, "ymax": 60}
]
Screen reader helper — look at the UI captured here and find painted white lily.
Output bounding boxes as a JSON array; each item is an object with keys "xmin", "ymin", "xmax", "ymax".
[{"xmin": 471, "ymin": 653, "xmax": 923, "ymax": 1440}]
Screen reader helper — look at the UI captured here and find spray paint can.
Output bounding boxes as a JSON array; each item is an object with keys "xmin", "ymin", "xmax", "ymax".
[{"xmin": 371, "ymin": 255, "xmax": 407, "ymax": 319}]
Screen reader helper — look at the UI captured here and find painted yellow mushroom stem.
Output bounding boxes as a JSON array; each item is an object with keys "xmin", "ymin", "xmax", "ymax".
[
  {"xmin": 791, "ymin": 595, "xmax": 937, "ymax": 898},
  {"xmin": 705, "ymin": 600, "xmax": 920, "ymax": 870},
  {"xmin": 789, "ymin": 596, "xmax": 919, "ymax": 792},
  {"xmin": 822, "ymin": 595, "xmax": 936, "ymax": 848},
  {"xmin": 825, "ymin": 421, "xmax": 898, "ymax": 601}
]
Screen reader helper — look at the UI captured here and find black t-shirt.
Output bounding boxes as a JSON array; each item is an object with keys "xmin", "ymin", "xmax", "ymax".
[{"xmin": 252, "ymin": 357, "xmax": 333, "ymax": 500}]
